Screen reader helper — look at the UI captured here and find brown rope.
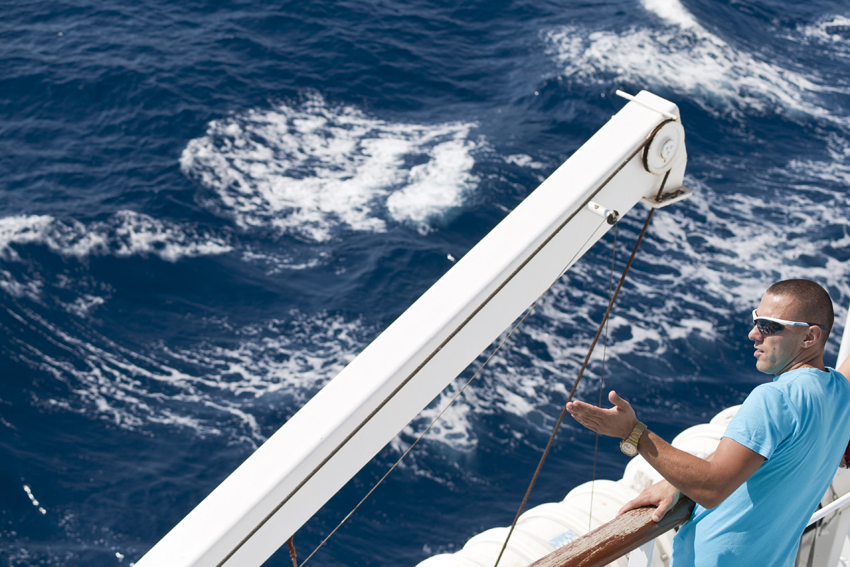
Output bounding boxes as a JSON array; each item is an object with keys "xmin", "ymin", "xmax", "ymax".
[
  {"xmin": 295, "ymin": 217, "xmax": 610, "ymax": 567},
  {"xmin": 287, "ymin": 536, "xmax": 298, "ymax": 567},
  {"xmin": 492, "ymin": 170, "xmax": 670, "ymax": 567},
  {"xmin": 215, "ymin": 119, "xmax": 671, "ymax": 567}
]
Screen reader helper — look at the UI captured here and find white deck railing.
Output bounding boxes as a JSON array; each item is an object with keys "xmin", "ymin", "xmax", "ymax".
[{"xmin": 625, "ymin": 489, "xmax": 850, "ymax": 567}]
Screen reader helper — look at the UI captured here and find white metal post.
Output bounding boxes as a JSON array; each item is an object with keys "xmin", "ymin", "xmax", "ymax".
[{"xmin": 627, "ymin": 539, "xmax": 656, "ymax": 567}]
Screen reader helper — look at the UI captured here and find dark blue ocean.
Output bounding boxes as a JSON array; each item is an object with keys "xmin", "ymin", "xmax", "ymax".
[{"xmin": 2, "ymin": 0, "xmax": 850, "ymax": 565}]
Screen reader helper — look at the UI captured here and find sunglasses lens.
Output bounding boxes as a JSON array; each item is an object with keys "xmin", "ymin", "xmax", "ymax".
[{"xmin": 755, "ymin": 319, "xmax": 784, "ymax": 335}]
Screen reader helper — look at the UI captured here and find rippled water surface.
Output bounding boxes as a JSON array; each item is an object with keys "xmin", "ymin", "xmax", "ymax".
[{"xmin": 2, "ymin": 1, "xmax": 850, "ymax": 565}]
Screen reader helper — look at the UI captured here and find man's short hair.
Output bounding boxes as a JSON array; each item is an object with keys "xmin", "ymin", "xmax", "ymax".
[{"xmin": 766, "ymin": 279, "xmax": 834, "ymax": 342}]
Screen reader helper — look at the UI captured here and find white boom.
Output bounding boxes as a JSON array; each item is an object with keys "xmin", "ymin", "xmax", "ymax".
[{"xmin": 136, "ymin": 91, "xmax": 690, "ymax": 567}]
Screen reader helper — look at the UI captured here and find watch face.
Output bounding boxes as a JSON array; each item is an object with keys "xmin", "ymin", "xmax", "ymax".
[{"xmin": 620, "ymin": 441, "xmax": 637, "ymax": 457}]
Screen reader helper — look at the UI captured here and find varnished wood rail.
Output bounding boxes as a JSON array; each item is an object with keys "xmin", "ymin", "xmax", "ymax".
[{"xmin": 527, "ymin": 497, "xmax": 695, "ymax": 567}]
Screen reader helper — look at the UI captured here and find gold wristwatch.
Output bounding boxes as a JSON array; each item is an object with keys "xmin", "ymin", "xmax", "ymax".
[{"xmin": 620, "ymin": 422, "xmax": 647, "ymax": 457}]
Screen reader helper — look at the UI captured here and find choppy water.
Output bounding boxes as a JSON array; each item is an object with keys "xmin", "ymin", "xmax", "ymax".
[{"xmin": 2, "ymin": 1, "xmax": 850, "ymax": 565}]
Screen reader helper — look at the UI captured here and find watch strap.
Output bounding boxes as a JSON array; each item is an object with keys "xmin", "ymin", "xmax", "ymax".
[{"xmin": 626, "ymin": 421, "xmax": 647, "ymax": 445}]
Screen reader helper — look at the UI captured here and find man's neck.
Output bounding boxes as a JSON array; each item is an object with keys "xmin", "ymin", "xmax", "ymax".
[{"xmin": 779, "ymin": 357, "xmax": 827, "ymax": 375}]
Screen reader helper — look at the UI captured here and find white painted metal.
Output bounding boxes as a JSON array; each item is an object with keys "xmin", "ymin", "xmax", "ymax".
[
  {"xmin": 805, "ymin": 312, "xmax": 850, "ymax": 567},
  {"xmin": 838, "ymin": 307, "xmax": 850, "ymax": 369},
  {"xmin": 801, "ymin": 327, "xmax": 850, "ymax": 567},
  {"xmin": 615, "ymin": 91, "xmax": 677, "ymax": 121},
  {"xmin": 807, "ymin": 502, "xmax": 850, "ymax": 567},
  {"xmin": 135, "ymin": 91, "xmax": 688, "ymax": 567},
  {"xmin": 628, "ymin": 540, "xmax": 656, "ymax": 567},
  {"xmin": 641, "ymin": 186, "xmax": 692, "ymax": 209},
  {"xmin": 796, "ymin": 467, "xmax": 850, "ymax": 566},
  {"xmin": 809, "ymin": 490, "xmax": 850, "ymax": 527}
]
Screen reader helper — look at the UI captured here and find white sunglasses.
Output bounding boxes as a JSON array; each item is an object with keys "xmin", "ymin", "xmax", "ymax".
[{"xmin": 752, "ymin": 309, "xmax": 827, "ymax": 336}]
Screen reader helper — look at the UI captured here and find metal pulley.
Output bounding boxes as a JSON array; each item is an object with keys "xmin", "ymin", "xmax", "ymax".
[
  {"xmin": 614, "ymin": 90, "xmax": 684, "ymax": 175},
  {"xmin": 639, "ymin": 116, "xmax": 691, "ymax": 209},
  {"xmin": 643, "ymin": 120, "xmax": 685, "ymax": 175}
]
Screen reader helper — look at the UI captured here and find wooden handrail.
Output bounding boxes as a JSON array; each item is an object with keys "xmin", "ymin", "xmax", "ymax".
[{"xmin": 527, "ymin": 497, "xmax": 695, "ymax": 567}]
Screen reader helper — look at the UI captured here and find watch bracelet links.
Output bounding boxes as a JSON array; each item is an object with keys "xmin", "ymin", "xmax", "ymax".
[
  {"xmin": 627, "ymin": 421, "xmax": 647, "ymax": 445},
  {"xmin": 619, "ymin": 421, "xmax": 647, "ymax": 456}
]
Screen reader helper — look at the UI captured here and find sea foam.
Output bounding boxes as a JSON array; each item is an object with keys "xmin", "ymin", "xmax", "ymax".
[
  {"xmin": 0, "ymin": 211, "xmax": 231, "ymax": 263},
  {"xmin": 800, "ymin": 15, "xmax": 850, "ymax": 48},
  {"xmin": 8, "ymin": 306, "xmax": 367, "ymax": 445},
  {"xmin": 546, "ymin": 0, "xmax": 848, "ymax": 127},
  {"xmin": 180, "ymin": 93, "xmax": 482, "ymax": 241}
]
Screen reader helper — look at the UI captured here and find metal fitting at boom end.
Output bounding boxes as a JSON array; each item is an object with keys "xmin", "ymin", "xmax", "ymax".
[{"xmin": 587, "ymin": 201, "xmax": 620, "ymax": 225}]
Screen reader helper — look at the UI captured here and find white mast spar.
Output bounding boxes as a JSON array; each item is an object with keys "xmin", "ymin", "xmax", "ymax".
[{"xmin": 135, "ymin": 90, "xmax": 690, "ymax": 567}]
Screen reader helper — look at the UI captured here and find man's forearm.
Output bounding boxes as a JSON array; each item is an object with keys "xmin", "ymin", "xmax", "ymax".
[
  {"xmin": 565, "ymin": 391, "xmax": 762, "ymax": 507},
  {"xmin": 638, "ymin": 431, "xmax": 731, "ymax": 509}
]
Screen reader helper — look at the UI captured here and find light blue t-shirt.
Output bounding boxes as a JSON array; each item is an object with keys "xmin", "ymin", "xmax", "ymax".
[{"xmin": 671, "ymin": 367, "xmax": 850, "ymax": 567}]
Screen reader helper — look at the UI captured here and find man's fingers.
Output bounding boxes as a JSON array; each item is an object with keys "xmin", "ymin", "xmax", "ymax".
[
  {"xmin": 609, "ymin": 390, "xmax": 630, "ymax": 410},
  {"xmin": 567, "ymin": 400, "xmax": 601, "ymax": 414},
  {"xmin": 651, "ymin": 497, "xmax": 674, "ymax": 522},
  {"xmin": 566, "ymin": 402, "xmax": 600, "ymax": 422},
  {"xmin": 571, "ymin": 409, "xmax": 602, "ymax": 424},
  {"xmin": 568, "ymin": 400, "xmax": 614, "ymax": 419},
  {"xmin": 618, "ymin": 481, "xmax": 679, "ymax": 522},
  {"xmin": 649, "ymin": 489, "xmax": 681, "ymax": 522},
  {"xmin": 651, "ymin": 503, "xmax": 669, "ymax": 522},
  {"xmin": 616, "ymin": 490, "xmax": 658, "ymax": 516},
  {"xmin": 617, "ymin": 497, "xmax": 645, "ymax": 516},
  {"xmin": 619, "ymin": 494, "xmax": 670, "ymax": 523},
  {"xmin": 567, "ymin": 398, "xmax": 626, "ymax": 437},
  {"xmin": 569, "ymin": 411, "xmax": 603, "ymax": 433}
]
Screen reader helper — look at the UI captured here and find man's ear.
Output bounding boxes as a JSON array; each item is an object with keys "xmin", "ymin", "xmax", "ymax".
[{"xmin": 802, "ymin": 326, "xmax": 824, "ymax": 349}]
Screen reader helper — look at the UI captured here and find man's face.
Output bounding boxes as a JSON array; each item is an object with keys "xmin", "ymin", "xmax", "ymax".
[{"xmin": 748, "ymin": 292, "xmax": 811, "ymax": 375}]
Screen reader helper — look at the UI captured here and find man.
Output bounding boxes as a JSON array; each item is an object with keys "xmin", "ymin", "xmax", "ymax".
[{"xmin": 566, "ymin": 279, "xmax": 850, "ymax": 566}]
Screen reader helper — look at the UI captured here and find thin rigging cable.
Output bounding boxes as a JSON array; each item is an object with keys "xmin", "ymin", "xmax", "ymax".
[
  {"xmin": 492, "ymin": 171, "xmax": 670, "ymax": 567},
  {"xmin": 588, "ymin": 221, "xmax": 618, "ymax": 531},
  {"xmin": 216, "ymin": 117, "xmax": 675, "ymax": 567},
  {"xmin": 295, "ymin": 219, "xmax": 610, "ymax": 567},
  {"xmin": 492, "ymin": 209, "xmax": 654, "ymax": 567}
]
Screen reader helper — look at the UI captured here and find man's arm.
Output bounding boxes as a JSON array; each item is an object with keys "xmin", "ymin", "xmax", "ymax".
[
  {"xmin": 567, "ymin": 391, "xmax": 764, "ymax": 509},
  {"xmin": 618, "ymin": 453, "xmax": 716, "ymax": 521},
  {"xmin": 637, "ymin": 429, "xmax": 763, "ymax": 508}
]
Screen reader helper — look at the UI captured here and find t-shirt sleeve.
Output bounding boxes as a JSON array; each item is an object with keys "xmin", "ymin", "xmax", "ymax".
[{"xmin": 722, "ymin": 384, "xmax": 798, "ymax": 460}]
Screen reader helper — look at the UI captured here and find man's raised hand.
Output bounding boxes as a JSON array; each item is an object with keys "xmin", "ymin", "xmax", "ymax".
[{"xmin": 566, "ymin": 390, "xmax": 638, "ymax": 439}]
